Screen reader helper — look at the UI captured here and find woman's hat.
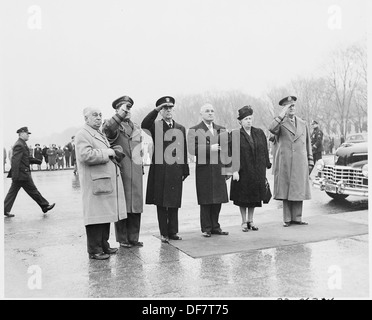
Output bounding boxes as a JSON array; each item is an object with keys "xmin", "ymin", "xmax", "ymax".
[{"xmin": 237, "ymin": 105, "xmax": 253, "ymax": 120}]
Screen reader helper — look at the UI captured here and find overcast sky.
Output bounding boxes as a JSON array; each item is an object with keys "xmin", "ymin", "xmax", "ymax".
[{"xmin": 0, "ymin": 0, "xmax": 368, "ymax": 148}]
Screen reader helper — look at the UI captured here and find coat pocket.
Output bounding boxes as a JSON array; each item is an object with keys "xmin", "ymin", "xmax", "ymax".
[{"xmin": 91, "ymin": 173, "xmax": 113, "ymax": 195}]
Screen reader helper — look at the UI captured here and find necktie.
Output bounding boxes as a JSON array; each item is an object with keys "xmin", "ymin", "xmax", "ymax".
[
  {"xmin": 168, "ymin": 122, "xmax": 172, "ymax": 128},
  {"xmin": 208, "ymin": 124, "xmax": 214, "ymax": 135}
]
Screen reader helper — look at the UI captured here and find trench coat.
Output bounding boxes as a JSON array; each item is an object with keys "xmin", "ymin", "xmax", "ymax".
[
  {"xmin": 75, "ymin": 124, "xmax": 127, "ymax": 226},
  {"xmin": 229, "ymin": 127, "xmax": 271, "ymax": 205},
  {"xmin": 269, "ymin": 116, "xmax": 314, "ymax": 201},
  {"xmin": 141, "ymin": 109, "xmax": 189, "ymax": 208},
  {"xmin": 187, "ymin": 121, "xmax": 228, "ymax": 205},
  {"xmin": 103, "ymin": 115, "xmax": 143, "ymax": 213}
]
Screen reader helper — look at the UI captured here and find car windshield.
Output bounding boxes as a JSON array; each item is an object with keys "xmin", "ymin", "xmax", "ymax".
[{"xmin": 346, "ymin": 134, "xmax": 367, "ymax": 142}]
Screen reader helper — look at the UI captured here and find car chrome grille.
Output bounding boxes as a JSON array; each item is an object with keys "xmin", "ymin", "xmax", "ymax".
[{"xmin": 322, "ymin": 165, "xmax": 368, "ymax": 188}]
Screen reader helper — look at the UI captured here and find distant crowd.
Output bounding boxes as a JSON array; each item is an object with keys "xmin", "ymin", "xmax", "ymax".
[{"xmin": 3, "ymin": 136, "xmax": 77, "ymax": 173}]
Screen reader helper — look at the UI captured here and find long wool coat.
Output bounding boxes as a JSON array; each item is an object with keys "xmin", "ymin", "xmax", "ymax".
[
  {"xmin": 141, "ymin": 109, "xmax": 189, "ymax": 208},
  {"xmin": 103, "ymin": 115, "xmax": 143, "ymax": 214},
  {"xmin": 229, "ymin": 127, "xmax": 271, "ymax": 204},
  {"xmin": 269, "ymin": 116, "xmax": 314, "ymax": 201},
  {"xmin": 187, "ymin": 121, "xmax": 228, "ymax": 205},
  {"xmin": 75, "ymin": 124, "xmax": 127, "ymax": 226}
]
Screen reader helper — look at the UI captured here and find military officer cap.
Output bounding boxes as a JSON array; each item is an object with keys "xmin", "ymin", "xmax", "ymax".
[
  {"xmin": 16, "ymin": 126, "xmax": 31, "ymax": 134},
  {"xmin": 156, "ymin": 96, "xmax": 175, "ymax": 108},
  {"xmin": 237, "ymin": 105, "xmax": 253, "ymax": 120},
  {"xmin": 112, "ymin": 96, "xmax": 134, "ymax": 109},
  {"xmin": 279, "ymin": 95, "xmax": 297, "ymax": 106},
  {"xmin": 311, "ymin": 120, "xmax": 318, "ymax": 125}
]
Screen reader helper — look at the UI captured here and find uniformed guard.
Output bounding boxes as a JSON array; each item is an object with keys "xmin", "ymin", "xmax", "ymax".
[
  {"xmin": 310, "ymin": 120, "xmax": 323, "ymax": 163},
  {"xmin": 141, "ymin": 96, "xmax": 189, "ymax": 243}
]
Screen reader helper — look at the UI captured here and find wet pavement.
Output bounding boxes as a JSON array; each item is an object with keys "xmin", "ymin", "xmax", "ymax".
[{"xmin": 2, "ymin": 162, "xmax": 369, "ymax": 299}]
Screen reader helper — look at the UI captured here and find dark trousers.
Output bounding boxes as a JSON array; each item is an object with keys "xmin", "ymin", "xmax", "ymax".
[
  {"xmin": 65, "ymin": 156, "xmax": 70, "ymax": 167},
  {"xmin": 157, "ymin": 206, "xmax": 179, "ymax": 237},
  {"xmin": 4, "ymin": 178, "xmax": 49, "ymax": 213},
  {"xmin": 115, "ymin": 213, "xmax": 141, "ymax": 244},
  {"xmin": 200, "ymin": 203, "xmax": 222, "ymax": 233},
  {"xmin": 313, "ymin": 152, "xmax": 322, "ymax": 163},
  {"xmin": 85, "ymin": 223, "xmax": 110, "ymax": 254}
]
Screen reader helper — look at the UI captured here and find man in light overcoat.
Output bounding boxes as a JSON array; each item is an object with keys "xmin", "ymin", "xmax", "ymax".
[
  {"xmin": 75, "ymin": 107, "xmax": 127, "ymax": 260},
  {"xmin": 269, "ymin": 96, "xmax": 314, "ymax": 227}
]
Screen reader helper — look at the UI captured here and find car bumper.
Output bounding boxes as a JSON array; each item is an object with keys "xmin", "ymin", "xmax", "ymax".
[{"xmin": 312, "ymin": 178, "xmax": 368, "ymax": 197}]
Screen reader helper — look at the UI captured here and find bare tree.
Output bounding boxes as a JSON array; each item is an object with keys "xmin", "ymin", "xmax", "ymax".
[{"xmin": 325, "ymin": 43, "xmax": 364, "ymax": 138}]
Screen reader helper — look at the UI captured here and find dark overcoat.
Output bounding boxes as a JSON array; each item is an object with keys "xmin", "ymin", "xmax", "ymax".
[
  {"xmin": 187, "ymin": 121, "xmax": 228, "ymax": 205},
  {"xmin": 229, "ymin": 127, "xmax": 271, "ymax": 204},
  {"xmin": 311, "ymin": 127, "xmax": 324, "ymax": 154},
  {"xmin": 141, "ymin": 109, "xmax": 189, "ymax": 208},
  {"xmin": 103, "ymin": 115, "xmax": 144, "ymax": 214},
  {"xmin": 7, "ymin": 139, "xmax": 41, "ymax": 180}
]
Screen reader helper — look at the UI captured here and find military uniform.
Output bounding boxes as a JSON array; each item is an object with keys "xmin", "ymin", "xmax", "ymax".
[
  {"xmin": 141, "ymin": 96, "xmax": 189, "ymax": 242},
  {"xmin": 310, "ymin": 120, "xmax": 323, "ymax": 163},
  {"xmin": 269, "ymin": 96, "xmax": 313, "ymax": 226},
  {"xmin": 103, "ymin": 95, "xmax": 144, "ymax": 248}
]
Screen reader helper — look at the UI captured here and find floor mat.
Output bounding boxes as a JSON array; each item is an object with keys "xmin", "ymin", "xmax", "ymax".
[{"xmin": 157, "ymin": 215, "xmax": 368, "ymax": 258}]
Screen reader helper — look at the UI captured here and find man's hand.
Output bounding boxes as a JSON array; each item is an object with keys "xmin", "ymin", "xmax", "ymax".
[
  {"xmin": 233, "ymin": 171, "xmax": 239, "ymax": 181},
  {"xmin": 108, "ymin": 148, "xmax": 116, "ymax": 157},
  {"xmin": 155, "ymin": 105, "xmax": 163, "ymax": 112},
  {"xmin": 278, "ymin": 104, "xmax": 291, "ymax": 119}
]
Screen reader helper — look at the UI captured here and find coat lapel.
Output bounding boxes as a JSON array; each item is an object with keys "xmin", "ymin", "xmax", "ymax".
[
  {"xmin": 282, "ymin": 117, "xmax": 296, "ymax": 137},
  {"xmin": 293, "ymin": 117, "xmax": 305, "ymax": 142},
  {"xmin": 83, "ymin": 124, "xmax": 110, "ymax": 147}
]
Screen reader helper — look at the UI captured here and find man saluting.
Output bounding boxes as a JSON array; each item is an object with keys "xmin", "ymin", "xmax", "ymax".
[{"xmin": 141, "ymin": 96, "xmax": 189, "ymax": 243}]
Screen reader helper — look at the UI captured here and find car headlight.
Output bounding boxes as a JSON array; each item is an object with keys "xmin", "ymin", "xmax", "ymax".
[
  {"xmin": 362, "ymin": 164, "xmax": 368, "ymax": 177},
  {"xmin": 316, "ymin": 159, "xmax": 325, "ymax": 171}
]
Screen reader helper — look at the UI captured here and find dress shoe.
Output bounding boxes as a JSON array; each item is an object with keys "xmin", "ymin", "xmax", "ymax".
[
  {"xmin": 4, "ymin": 212, "xmax": 15, "ymax": 218},
  {"xmin": 161, "ymin": 235, "xmax": 169, "ymax": 243},
  {"xmin": 283, "ymin": 222, "xmax": 291, "ymax": 227},
  {"xmin": 89, "ymin": 253, "xmax": 110, "ymax": 260},
  {"xmin": 169, "ymin": 234, "xmax": 182, "ymax": 240},
  {"xmin": 202, "ymin": 232, "xmax": 211, "ymax": 237},
  {"xmin": 42, "ymin": 203, "xmax": 55, "ymax": 213},
  {"xmin": 247, "ymin": 222, "xmax": 259, "ymax": 231},
  {"xmin": 212, "ymin": 230, "xmax": 229, "ymax": 235},
  {"xmin": 120, "ymin": 242, "xmax": 133, "ymax": 248},
  {"xmin": 104, "ymin": 247, "xmax": 118, "ymax": 254},
  {"xmin": 291, "ymin": 221, "xmax": 308, "ymax": 225},
  {"xmin": 130, "ymin": 241, "xmax": 144, "ymax": 247}
]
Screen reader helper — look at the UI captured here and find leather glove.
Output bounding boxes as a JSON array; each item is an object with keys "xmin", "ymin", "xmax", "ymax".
[{"xmin": 110, "ymin": 145, "xmax": 125, "ymax": 163}]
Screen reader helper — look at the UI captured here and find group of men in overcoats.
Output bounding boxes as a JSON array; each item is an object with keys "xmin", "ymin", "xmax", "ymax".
[{"xmin": 4, "ymin": 94, "xmax": 314, "ymax": 259}]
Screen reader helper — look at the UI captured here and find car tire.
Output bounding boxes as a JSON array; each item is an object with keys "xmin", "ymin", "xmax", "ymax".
[{"xmin": 326, "ymin": 192, "xmax": 349, "ymax": 200}]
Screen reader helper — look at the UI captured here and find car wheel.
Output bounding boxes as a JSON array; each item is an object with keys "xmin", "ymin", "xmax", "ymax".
[{"xmin": 326, "ymin": 192, "xmax": 349, "ymax": 200}]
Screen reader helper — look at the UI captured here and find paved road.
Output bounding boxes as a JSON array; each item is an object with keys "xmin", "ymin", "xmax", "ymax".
[{"xmin": 2, "ymin": 160, "xmax": 369, "ymax": 299}]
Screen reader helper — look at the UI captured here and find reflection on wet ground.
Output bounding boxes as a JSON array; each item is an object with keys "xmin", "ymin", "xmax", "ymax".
[{"xmin": 3, "ymin": 168, "xmax": 369, "ymax": 298}]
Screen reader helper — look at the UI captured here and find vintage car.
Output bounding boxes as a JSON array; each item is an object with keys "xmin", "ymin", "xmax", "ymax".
[
  {"xmin": 312, "ymin": 141, "xmax": 368, "ymax": 200},
  {"xmin": 340, "ymin": 133, "xmax": 368, "ymax": 148}
]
